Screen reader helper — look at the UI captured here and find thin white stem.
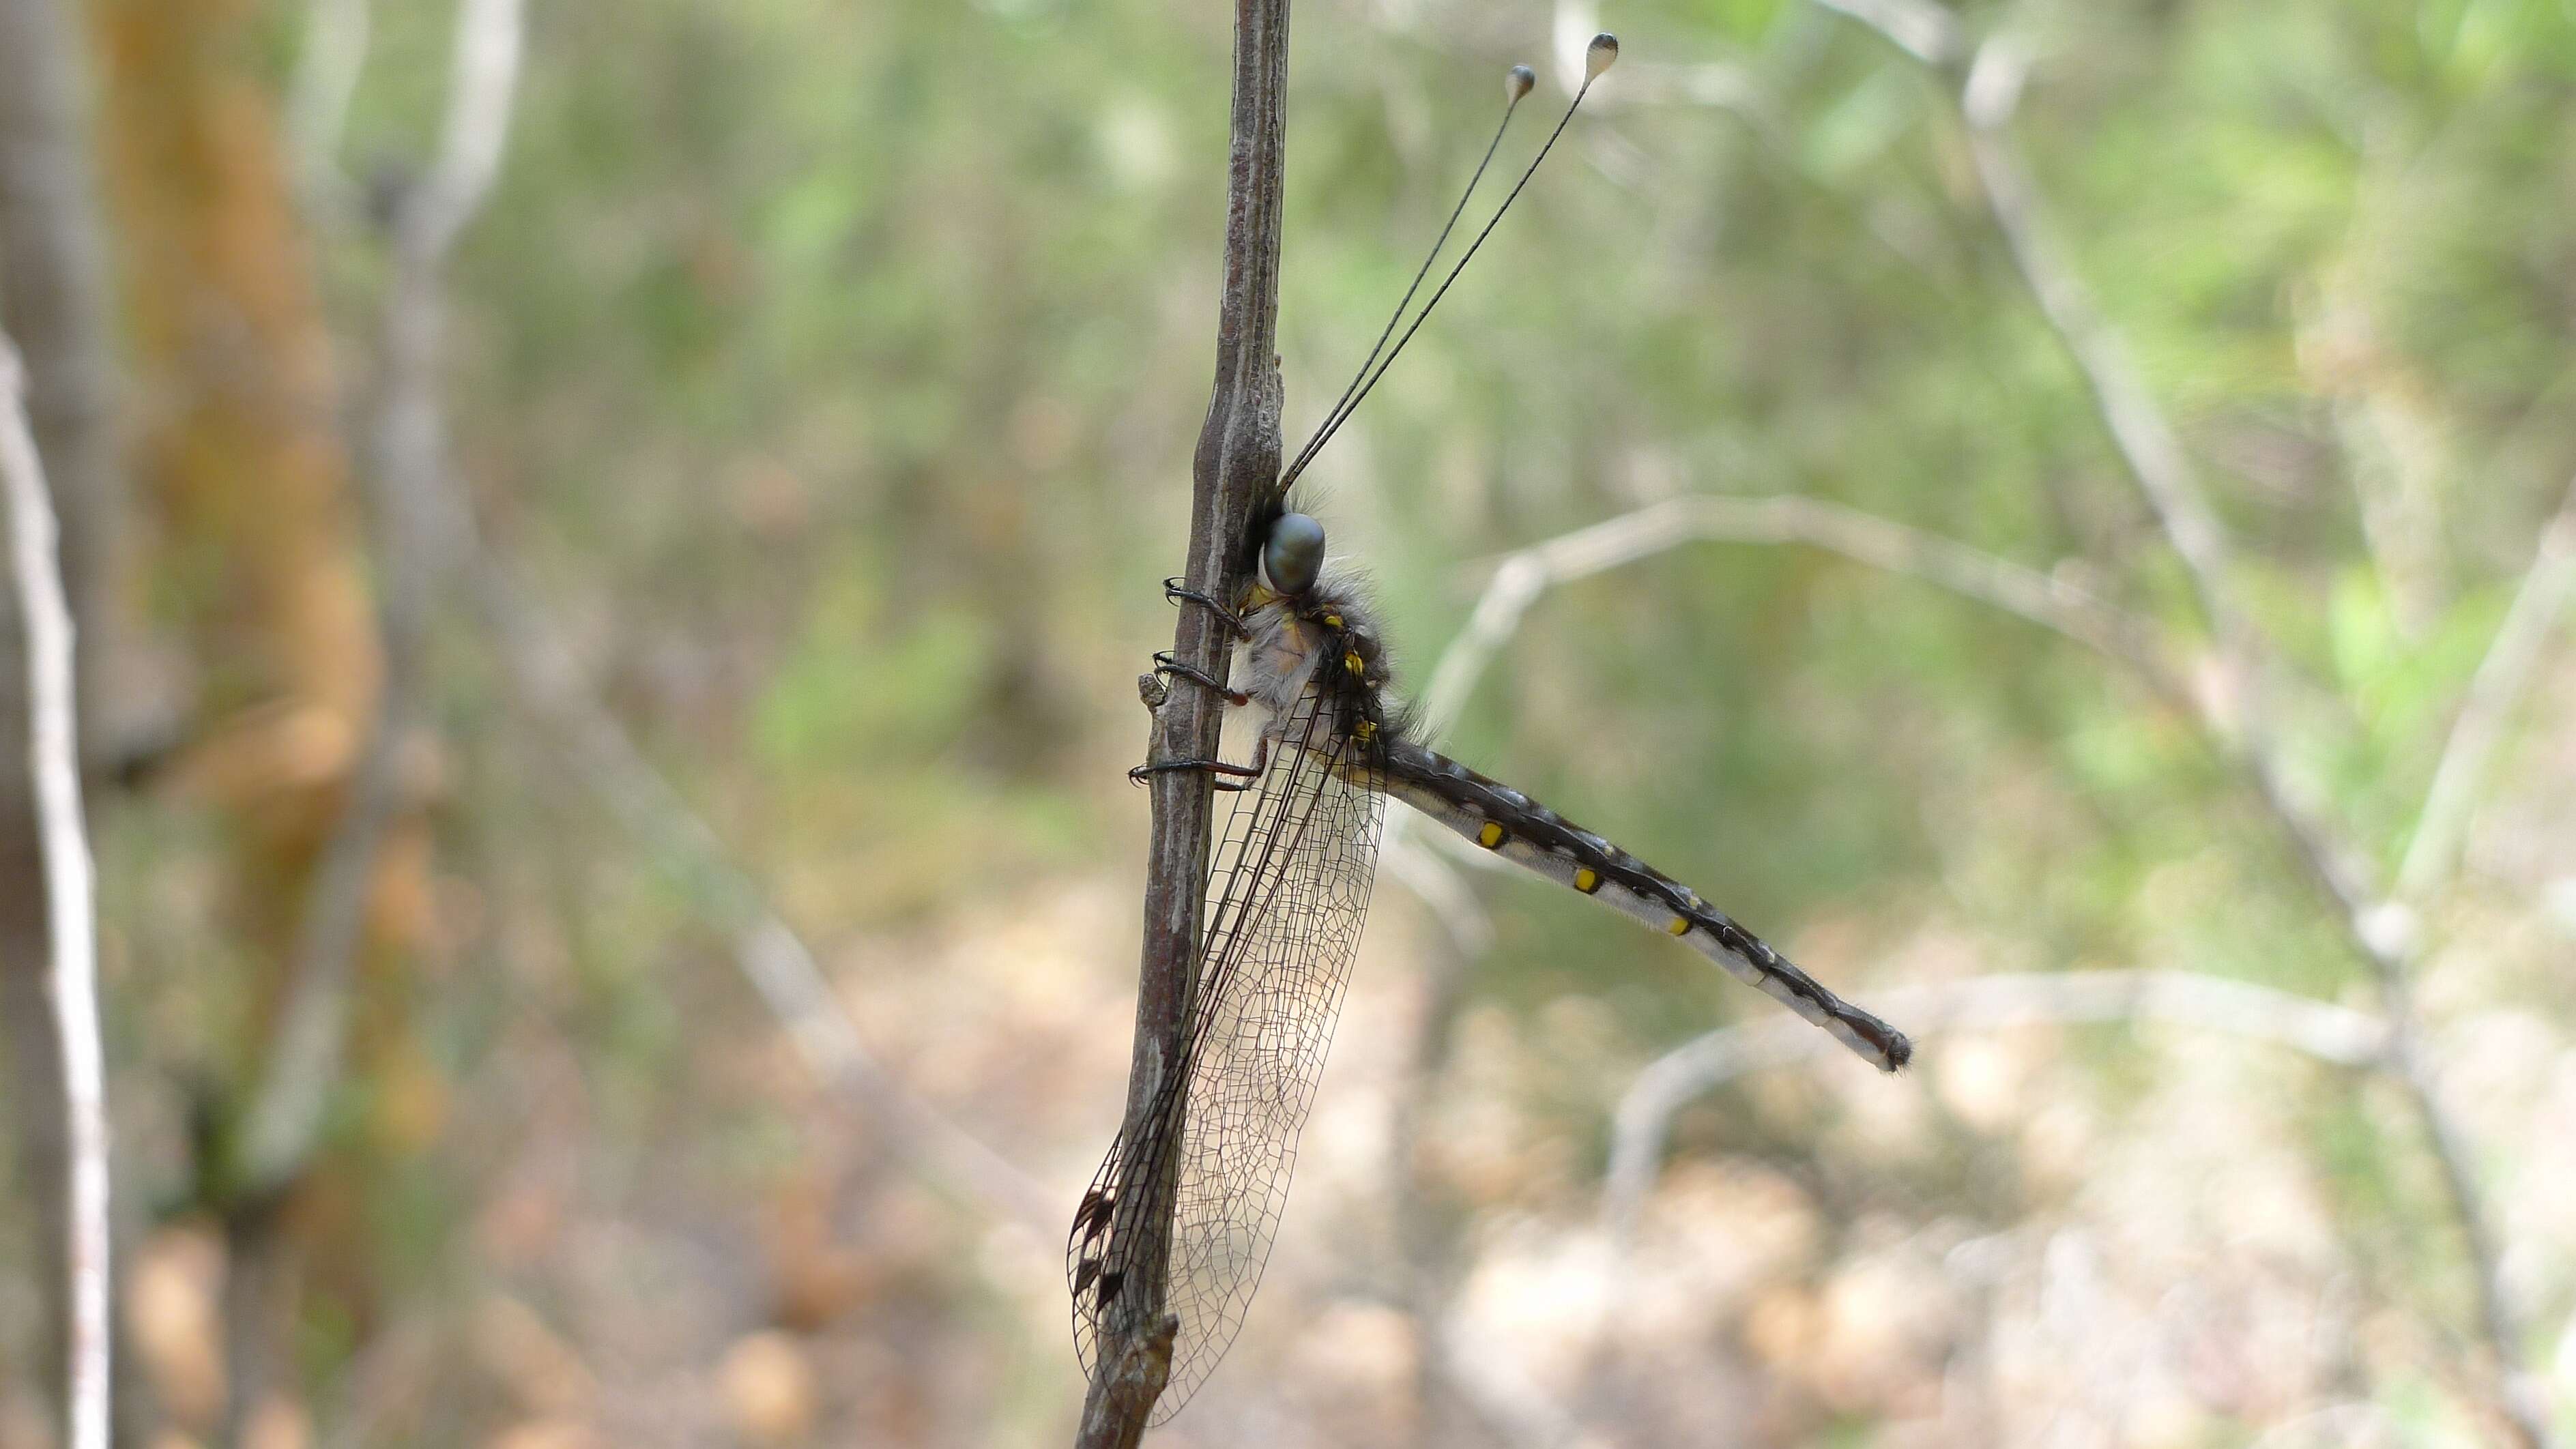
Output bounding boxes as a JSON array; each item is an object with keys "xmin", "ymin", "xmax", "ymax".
[
  {"xmin": 464, "ymin": 572, "xmax": 1061, "ymax": 1237},
  {"xmin": 1, "ymin": 334, "xmax": 108, "ymax": 1449},
  {"xmin": 288, "ymin": 0, "xmax": 371, "ymax": 211},
  {"xmin": 411, "ymin": 0, "xmax": 521, "ymax": 259},
  {"xmin": 2396, "ymin": 475, "xmax": 2576, "ymax": 901},
  {"xmin": 1814, "ymin": 0, "xmax": 1962, "ymax": 66},
  {"xmin": 240, "ymin": 0, "xmax": 527, "ymax": 1199},
  {"xmin": 263, "ymin": 0, "xmax": 1056, "ymax": 1244},
  {"xmin": 1417, "ymin": 491, "xmax": 2157, "ymax": 740},
  {"xmin": 1603, "ymin": 969, "xmax": 2390, "ymax": 1241},
  {"xmin": 1809, "ymin": 9, "xmax": 2555, "ymax": 1440},
  {"xmin": 1958, "ymin": 39, "xmax": 2245, "ymax": 654}
]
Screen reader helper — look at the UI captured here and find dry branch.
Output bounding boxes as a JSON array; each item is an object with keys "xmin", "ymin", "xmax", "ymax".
[
  {"xmin": 0, "ymin": 332, "xmax": 109, "ymax": 1449},
  {"xmin": 1077, "ymin": 0, "xmax": 1295, "ymax": 1440}
]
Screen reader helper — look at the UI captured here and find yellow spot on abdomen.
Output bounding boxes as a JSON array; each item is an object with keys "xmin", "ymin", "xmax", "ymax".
[
  {"xmin": 1666, "ymin": 915, "xmax": 1692, "ymax": 937},
  {"xmin": 1322, "ymin": 613, "xmax": 1344, "ymax": 628},
  {"xmin": 1476, "ymin": 821, "xmax": 1505, "ymax": 849},
  {"xmin": 1574, "ymin": 868, "xmax": 1600, "ymax": 894},
  {"xmin": 1344, "ymin": 651, "xmax": 1365, "ymax": 676}
]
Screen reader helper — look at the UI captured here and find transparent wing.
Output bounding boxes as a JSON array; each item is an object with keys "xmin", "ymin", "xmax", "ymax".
[{"xmin": 1069, "ymin": 687, "xmax": 1385, "ymax": 1421}]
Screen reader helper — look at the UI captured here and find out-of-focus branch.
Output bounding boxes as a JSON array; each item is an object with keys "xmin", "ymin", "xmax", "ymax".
[
  {"xmin": 1603, "ymin": 969, "xmax": 2390, "ymax": 1242},
  {"xmin": 1, "ymin": 333, "xmax": 110, "ymax": 1449},
  {"xmin": 287, "ymin": 0, "xmax": 371, "ymax": 214},
  {"xmin": 0, "ymin": 0, "xmax": 120, "ymax": 688},
  {"xmin": 2396, "ymin": 475, "xmax": 2576, "ymax": 901},
  {"xmin": 1418, "ymin": 491, "xmax": 2166, "ymax": 740},
  {"xmin": 1808, "ymin": 8, "xmax": 2556, "ymax": 1439},
  {"xmin": 0, "ymin": 0, "xmax": 122, "ymax": 1431},
  {"xmin": 406, "ymin": 0, "xmax": 520, "ymax": 261},
  {"xmin": 1957, "ymin": 40, "xmax": 2246, "ymax": 656},
  {"xmin": 261, "ymin": 0, "xmax": 1060, "ymax": 1246},
  {"xmin": 458, "ymin": 548, "xmax": 1062, "ymax": 1239},
  {"xmin": 1550, "ymin": 1, "xmax": 1761, "ymax": 112},
  {"xmin": 237, "ymin": 0, "xmax": 525, "ymax": 1205},
  {"xmin": 1814, "ymin": 0, "xmax": 1960, "ymax": 65}
]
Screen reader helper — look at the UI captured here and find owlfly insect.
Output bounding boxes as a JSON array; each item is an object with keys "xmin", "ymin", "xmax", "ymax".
[{"xmin": 1071, "ymin": 35, "xmax": 1912, "ymax": 1422}]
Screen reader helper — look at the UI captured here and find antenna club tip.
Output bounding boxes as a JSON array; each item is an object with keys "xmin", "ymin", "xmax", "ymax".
[
  {"xmin": 1586, "ymin": 32, "xmax": 1620, "ymax": 79},
  {"xmin": 1505, "ymin": 64, "xmax": 1535, "ymax": 102}
]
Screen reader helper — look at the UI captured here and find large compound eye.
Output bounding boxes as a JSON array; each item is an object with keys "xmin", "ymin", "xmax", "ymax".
[{"xmin": 1262, "ymin": 511, "xmax": 1326, "ymax": 597}]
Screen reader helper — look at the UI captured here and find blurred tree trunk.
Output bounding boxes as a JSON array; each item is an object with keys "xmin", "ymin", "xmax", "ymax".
[
  {"xmin": 0, "ymin": 0, "xmax": 122, "ymax": 1433},
  {"xmin": 89, "ymin": 0, "xmax": 426, "ymax": 1434}
]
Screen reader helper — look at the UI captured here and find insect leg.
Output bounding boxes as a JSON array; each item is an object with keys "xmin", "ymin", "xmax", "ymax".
[
  {"xmin": 1163, "ymin": 577, "xmax": 1253, "ymax": 639},
  {"xmin": 1153, "ymin": 652, "xmax": 1251, "ymax": 706},
  {"xmin": 1127, "ymin": 735, "xmax": 1269, "ymax": 791},
  {"xmin": 1128, "ymin": 758, "xmax": 1263, "ymax": 788}
]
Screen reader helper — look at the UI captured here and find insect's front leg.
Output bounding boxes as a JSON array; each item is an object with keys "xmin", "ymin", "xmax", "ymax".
[{"xmin": 1163, "ymin": 576, "xmax": 1254, "ymax": 640}]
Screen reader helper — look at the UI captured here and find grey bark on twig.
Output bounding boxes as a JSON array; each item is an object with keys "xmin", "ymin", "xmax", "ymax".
[
  {"xmin": 2396, "ymin": 475, "xmax": 2576, "ymax": 901},
  {"xmin": 1, "ymin": 332, "xmax": 111, "ymax": 1449},
  {"xmin": 1075, "ymin": 1, "xmax": 1295, "ymax": 1442},
  {"xmin": 0, "ymin": 0, "xmax": 120, "ymax": 1429}
]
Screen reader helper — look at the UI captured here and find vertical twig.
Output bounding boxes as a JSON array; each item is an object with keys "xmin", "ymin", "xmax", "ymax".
[
  {"xmin": 264, "ymin": 0, "xmax": 1060, "ymax": 1244},
  {"xmin": 1, "ymin": 332, "xmax": 109, "ymax": 1449},
  {"xmin": 0, "ymin": 0, "xmax": 121, "ymax": 1427},
  {"xmin": 1076, "ymin": 1, "xmax": 1294, "ymax": 1442},
  {"xmin": 226, "ymin": 3, "xmax": 522, "ymax": 1430},
  {"xmin": 236, "ymin": 0, "xmax": 524, "ymax": 1207}
]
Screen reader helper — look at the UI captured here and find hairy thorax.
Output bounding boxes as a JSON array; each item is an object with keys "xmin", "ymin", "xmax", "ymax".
[{"xmin": 1234, "ymin": 577, "xmax": 1392, "ymax": 740}]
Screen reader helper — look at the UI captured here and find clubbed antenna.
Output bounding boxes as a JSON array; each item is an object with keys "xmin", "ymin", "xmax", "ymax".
[
  {"xmin": 1586, "ymin": 31, "xmax": 1619, "ymax": 80},
  {"xmin": 1282, "ymin": 63, "xmax": 1539, "ymax": 495},
  {"xmin": 1278, "ymin": 35, "xmax": 1619, "ymax": 495}
]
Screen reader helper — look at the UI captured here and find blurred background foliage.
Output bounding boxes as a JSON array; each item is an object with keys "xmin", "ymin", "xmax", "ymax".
[{"xmin": 0, "ymin": 0, "xmax": 2573, "ymax": 1444}]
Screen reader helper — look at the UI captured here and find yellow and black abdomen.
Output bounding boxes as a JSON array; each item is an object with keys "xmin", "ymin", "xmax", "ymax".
[{"xmin": 1380, "ymin": 738, "xmax": 1911, "ymax": 1072}]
